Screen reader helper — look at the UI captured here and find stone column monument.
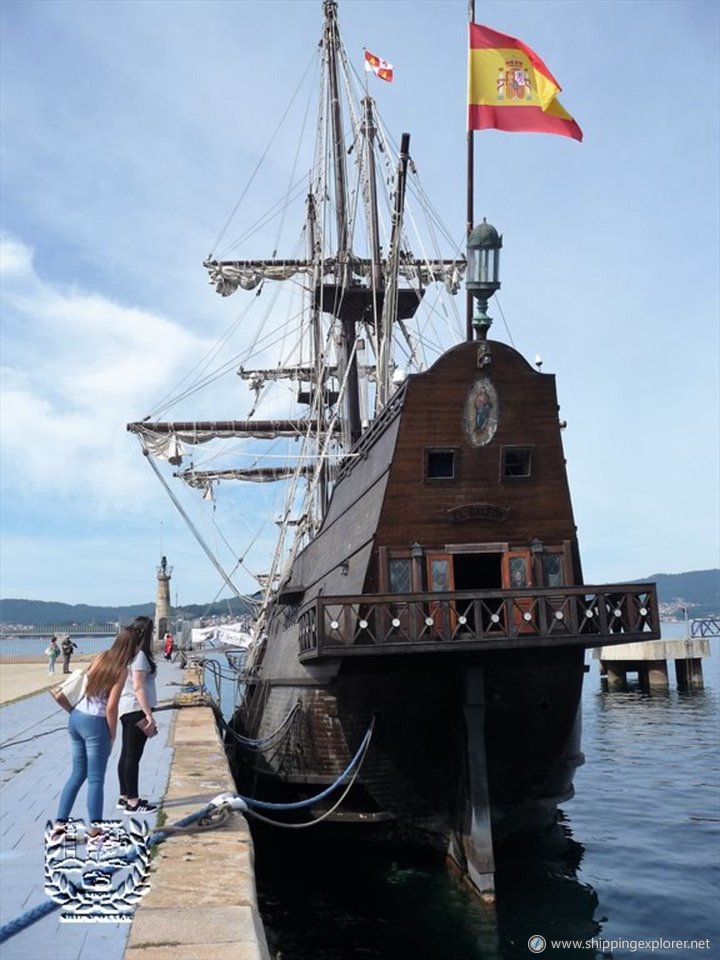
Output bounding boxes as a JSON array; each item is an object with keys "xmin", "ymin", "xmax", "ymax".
[{"xmin": 155, "ymin": 555, "xmax": 172, "ymax": 650}]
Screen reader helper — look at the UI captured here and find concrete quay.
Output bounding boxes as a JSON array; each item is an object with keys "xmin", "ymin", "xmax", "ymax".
[
  {"xmin": 0, "ymin": 660, "xmax": 268, "ymax": 960},
  {"xmin": 125, "ymin": 680, "xmax": 269, "ymax": 960}
]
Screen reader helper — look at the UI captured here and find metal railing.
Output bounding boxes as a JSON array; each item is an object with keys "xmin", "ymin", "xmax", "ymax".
[
  {"xmin": 691, "ymin": 618, "xmax": 720, "ymax": 638},
  {"xmin": 298, "ymin": 584, "xmax": 659, "ymax": 659}
]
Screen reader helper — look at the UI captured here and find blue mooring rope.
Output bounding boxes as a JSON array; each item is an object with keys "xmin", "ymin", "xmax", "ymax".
[
  {"xmin": 0, "ymin": 802, "xmax": 217, "ymax": 945},
  {"xmin": 1, "ymin": 719, "xmax": 375, "ymax": 943},
  {"xmin": 236, "ymin": 720, "xmax": 375, "ymax": 811}
]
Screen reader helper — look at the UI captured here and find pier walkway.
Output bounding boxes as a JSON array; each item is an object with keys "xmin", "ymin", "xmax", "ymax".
[{"xmin": 0, "ymin": 660, "xmax": 182, "ymax": 960}]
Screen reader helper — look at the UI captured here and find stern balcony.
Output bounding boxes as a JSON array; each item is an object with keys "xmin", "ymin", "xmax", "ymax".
[{"xmin": 298, "ymin": 584, "xmax": 659, "ymax": 661}]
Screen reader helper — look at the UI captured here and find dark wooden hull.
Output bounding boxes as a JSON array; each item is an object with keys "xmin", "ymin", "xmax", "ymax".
[
  {"xmin": 229, "ymin": 339, "xmax": 657, "ymax": 882},
  {"xmin": 231, "ymin": 639, "xmax": 585, "ymax": 844}
]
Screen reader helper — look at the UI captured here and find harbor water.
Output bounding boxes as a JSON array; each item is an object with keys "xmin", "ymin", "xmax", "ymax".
[
  {"xmin": 0, "ymin": 634, "xmax": 115, "ymax": 661},
  {"xmin": 236, "ymin": 625, "xmax": 719, "ymax": 959}
]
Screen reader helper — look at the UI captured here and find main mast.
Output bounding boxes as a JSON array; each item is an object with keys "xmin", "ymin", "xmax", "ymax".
[
  {"xmin": 128, "ymin": 0, "xmax": 466, "ymax": 601},
  {"xmin": 324, "ymin": 0, "xmax": 362, "ymax": 444}
]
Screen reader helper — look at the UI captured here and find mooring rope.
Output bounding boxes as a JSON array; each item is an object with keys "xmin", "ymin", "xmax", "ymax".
[
  {"xmin": 237, "ymin": 716, "xmax": 375, "ymax": 812},
  {"xmin": 215, "ymin": 701, "xmax": 300, "ymax": 750},
  {"xmin": 195, "ymin": 658, "xmax": 301, "ymax": 751},
  {"xmin": 243, "ymin": 720, "xmax": 374, "ymax": 829},
  {"xmin": 0, "ymin": 796, "xmax": 238, "ymax": 945},
  {"xmin": 0, "ymin": 714, "xmax": 376, "ymax": 942}
]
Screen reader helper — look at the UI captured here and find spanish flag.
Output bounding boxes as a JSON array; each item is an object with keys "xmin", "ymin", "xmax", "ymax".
[{"xmin": 468, "ymin": 23, "xmax": 582, "ymax": 141}]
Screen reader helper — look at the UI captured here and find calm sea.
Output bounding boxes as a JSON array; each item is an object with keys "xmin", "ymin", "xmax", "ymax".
[
  {"xmin": 237, "ymin": 624, "xmax": 719, "ymax": 960},
  {"xmin": 0, "ymin": 634, "xmax": 115, "ymax": 660}
]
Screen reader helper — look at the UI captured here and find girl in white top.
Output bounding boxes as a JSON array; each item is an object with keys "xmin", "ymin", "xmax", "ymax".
[
  {"xmin": 52, "ymin": 627, "xmax": 142, "ymax": 843},
  {"xmin": 117, "ymin": 616, "xmax": 158, "ymax": 813}
]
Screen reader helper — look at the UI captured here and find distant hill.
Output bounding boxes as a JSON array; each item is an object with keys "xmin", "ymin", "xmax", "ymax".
[
  {"xmin": 1, "ymin": 570, "xmax": 717, "ymax": 625},
  {"xmin": 640, "ymin": 568, "xmax": 720, "ymax": 618},
  {"xmin": 0, "ymin": 596, "xmax": 255, "ymax": 626}
]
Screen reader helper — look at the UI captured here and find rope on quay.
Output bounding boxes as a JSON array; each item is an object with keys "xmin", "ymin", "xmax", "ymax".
[
  {"xmin": 0, "ymin": 900, "xmax": 59, "ymax": 945},
  {"xmin": 0, "ymin": 793, "xmax": 241, "ymax": 946},
  {"xmin": 1, "ymin": 720, "xmax": 377, "ymax": 942}
]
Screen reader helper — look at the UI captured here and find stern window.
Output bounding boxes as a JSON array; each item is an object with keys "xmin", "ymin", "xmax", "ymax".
[
  {"xmin": 426, "ymin": 449, "xmax": 456, "ymax": 480},
  {"xmin": 502, "ymin": 446, "xmax": 533, "ymax": 479},
  {"xmin": 541, "ymin": 554, "xmax": 564, "ymax": 587},
  {"xmin": 388, "ymin": 558, "xmax": 412, "ymax": 593}
]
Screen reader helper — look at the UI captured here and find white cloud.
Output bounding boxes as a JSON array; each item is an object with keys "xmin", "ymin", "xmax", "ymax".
[
  {"xmin": 0, "ymin": 235, "xmax": 34, "ymax": 278},
  {"xmin": 0, "ymin": 233, "xmax": 213, "ymax": 512}
]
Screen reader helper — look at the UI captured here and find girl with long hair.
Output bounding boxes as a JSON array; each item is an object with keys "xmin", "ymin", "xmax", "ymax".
[
  {"xmin": 52, "ymin": 626, "xmax": 142, "ymax": 843},
  {"xmin": 117, "ymin": 616, "xmax": 158, "ymax": 813}
]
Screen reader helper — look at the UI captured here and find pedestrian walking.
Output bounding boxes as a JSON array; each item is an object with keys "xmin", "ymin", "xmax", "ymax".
[
  {"xmin": 45, "ymin": 637, "xmax": 61, "ymax": 674},
  {"xmin": 50, "ymin": 626, "xmax": 143, "ymax": 845},
  {"xmin": 117, "ymin": 616, "xmax": 158, "ymax": 814},
  {"xmin": 163, "ymin": 632, "xmax": 174, "ymax": 661},
  {"xmin": 61, "ymin": 635, "xmax": 78, "ymax": 673}
]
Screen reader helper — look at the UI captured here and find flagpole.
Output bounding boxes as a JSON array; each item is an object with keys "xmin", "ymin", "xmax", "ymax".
[{"xmin": 466, "ymin": 0, "xmax": 475, "ymax": 341}]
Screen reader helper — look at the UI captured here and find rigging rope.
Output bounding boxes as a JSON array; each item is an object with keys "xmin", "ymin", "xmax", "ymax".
[
  {"xmin": 210, "ymin": 51, "xmax": 317, "ymax": 260},
  {"xmin": 141, "ymin": 447, "xmax": 255, "ymax": 606}
]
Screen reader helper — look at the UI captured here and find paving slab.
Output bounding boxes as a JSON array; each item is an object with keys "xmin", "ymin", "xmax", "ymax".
[{"xmin": 0, "ymin": 660, "xmax": 182, "ymax": 960}]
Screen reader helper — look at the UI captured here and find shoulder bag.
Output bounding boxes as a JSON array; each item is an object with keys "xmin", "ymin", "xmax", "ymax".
[{"xmin": 50, "ymin": 667, "xmax": 88, "ymax": 713}]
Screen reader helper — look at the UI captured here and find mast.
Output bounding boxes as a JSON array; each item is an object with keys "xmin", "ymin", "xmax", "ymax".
[
  {"xmin": 377, "ymin": 132, "xmax": 411, "ymax": 410},
  {"xmin": 324, "ymin": 0, "xmax": 362, "ymax": 443},
  {"xmin": 363, "ymin": 94, "xmax": 383, "ymax": 331},
  {"xmin": 307, "ymin": 189, "xmax": 329, "ymax": 515}
]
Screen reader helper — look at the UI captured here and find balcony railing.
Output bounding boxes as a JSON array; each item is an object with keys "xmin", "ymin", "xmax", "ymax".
[{"xmin": 298, "ymin": 584, "xmax": 659, "ymax": 660}]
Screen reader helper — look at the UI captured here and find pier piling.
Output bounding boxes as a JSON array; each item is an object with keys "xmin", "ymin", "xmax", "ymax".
[{"xmin": 594, "ymin": 637, "xmax": 711, "ymax": 691}]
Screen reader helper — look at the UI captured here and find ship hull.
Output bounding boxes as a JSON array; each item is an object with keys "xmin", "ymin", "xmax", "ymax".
[
  {"xmin": 230, "ymin": 644, "xmax": 584, "ymax": 850},
  {"xmin": 226, "ymin": 338, "xmax": 657, "ymax": 894}
]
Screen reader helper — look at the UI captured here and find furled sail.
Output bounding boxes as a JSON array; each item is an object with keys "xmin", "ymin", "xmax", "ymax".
[
  {"xmin": 127, "ymin": 420, "xmax": 335, "ymax": 464},
  {"xmin": 179, "ymin": 466, "xmax": 315, "ymax": 485},
  {"xmin": 204, "ymin": 256, "xmax": 466, "ymax": 298}
]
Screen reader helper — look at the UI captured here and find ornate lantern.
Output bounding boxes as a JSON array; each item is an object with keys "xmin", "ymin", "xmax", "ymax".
[{"xmin": 466, "ymin": 218, "xmax": 502, "ymax": 339}]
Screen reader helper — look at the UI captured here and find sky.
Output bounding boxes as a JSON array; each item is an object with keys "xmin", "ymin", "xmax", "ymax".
[{"xmin": 1, "ymin": 0, "xmax": 718, "ymax": 608}]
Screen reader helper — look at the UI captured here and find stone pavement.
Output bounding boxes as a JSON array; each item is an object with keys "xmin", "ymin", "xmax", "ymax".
[
  {"xmin": 0, "ymin": 660, "xmax": 183, "ymax": 960},
  {"xmin": 0, "ymin": 660, "xmax": 95, "ymax": 707}
]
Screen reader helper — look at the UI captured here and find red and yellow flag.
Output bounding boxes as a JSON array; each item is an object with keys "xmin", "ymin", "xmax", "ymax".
[
  {"xmin": 468, "ymin": 23, "xmax": 582, "ymax": 141},
  {"xmin": 364, "ymin": 49, "xmax": 394, "ymax": 83}
]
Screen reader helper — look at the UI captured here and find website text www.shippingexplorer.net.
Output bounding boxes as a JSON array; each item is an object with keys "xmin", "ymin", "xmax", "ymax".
[{"xmin": 527, "ymin": 936, "xmax": 712, "ymax": 954}]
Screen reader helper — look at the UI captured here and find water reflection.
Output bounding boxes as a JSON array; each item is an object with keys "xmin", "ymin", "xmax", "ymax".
[{"xmin": 252, "ymin": 816, "xmax": 605, "ymax": 960}]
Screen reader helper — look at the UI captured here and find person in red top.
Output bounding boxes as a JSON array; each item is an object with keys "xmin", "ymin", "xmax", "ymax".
[{"xmin": 163, "ymin": 632, "xmax": 174, "ymax": 661}]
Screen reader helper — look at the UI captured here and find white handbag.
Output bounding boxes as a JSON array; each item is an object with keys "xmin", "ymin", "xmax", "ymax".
[{"xmin": 50, "ymin": 668, "xmax": 88, "ymax": 713}]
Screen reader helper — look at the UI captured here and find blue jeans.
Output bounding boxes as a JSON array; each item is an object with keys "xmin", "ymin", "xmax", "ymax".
[{"xmin": 56, "ymin": 709, "xmax": 111, "ymax": 824}]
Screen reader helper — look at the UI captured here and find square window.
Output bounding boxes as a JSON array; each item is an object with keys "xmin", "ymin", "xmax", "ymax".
[
  {"xmin": 426, "ymin": 449, "xmax": 455, "ymax": 480},
  {"xmin": 502, "ymin": 447, "xmax": 533, "ymax": 479}
]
